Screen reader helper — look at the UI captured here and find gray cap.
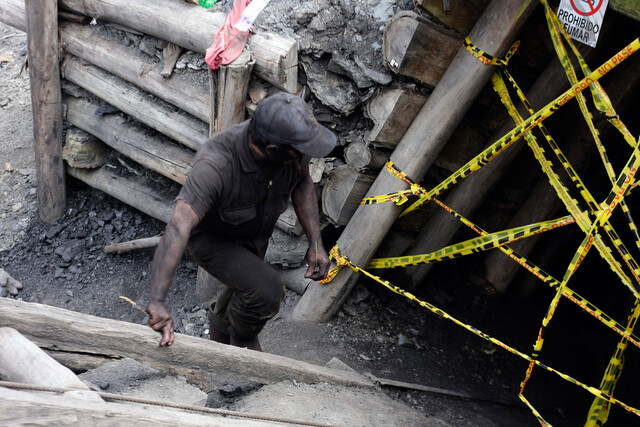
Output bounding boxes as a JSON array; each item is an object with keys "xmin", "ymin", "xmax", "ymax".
[{"xmin": 251, "ymin": 92, "xmax": 337, "ymax": 158}]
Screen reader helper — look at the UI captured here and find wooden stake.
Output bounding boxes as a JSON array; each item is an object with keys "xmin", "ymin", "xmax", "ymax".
[{"xmin": 26, "ymin": 0, "xmax": 66, "ymax": 223}]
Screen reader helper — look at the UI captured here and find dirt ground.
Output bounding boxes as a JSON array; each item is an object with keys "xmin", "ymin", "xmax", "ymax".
[{"xmin": 1, "ymin": 12, "xmax": 639, "ymax": 427}]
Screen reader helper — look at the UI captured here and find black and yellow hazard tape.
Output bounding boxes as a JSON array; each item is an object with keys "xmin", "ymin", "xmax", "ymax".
[
  {"xmin": 586, "ymin": 299, "xmax": 640, "ymax": 425},
  {"xmin": 428, "ymin": 196, "xmax": 640, "ymax": 350},
  {"xmin": 463, "ymin": 37, "xmax": 520, "ymax": 67},
  {"xmin": 321, "ymin": 243, "xmax": 640, "ymax": 419},
  {"xmin": 491, "ymin": 70, "xmax": 640, "ymax": 299},
  {"xmin": 336, "ymin": 9, "xmax": 640, "ymax": 424},
  {"xmin": 541, "ymin": 0, "xmax": 640, "ymax": 250},
  {"xmin": 366, "ymin": 215, "xmax": 574, "ymax": 269},
  {"xmin": 397, "ymin": 38, "xmax": 640, "ymax": 218}
]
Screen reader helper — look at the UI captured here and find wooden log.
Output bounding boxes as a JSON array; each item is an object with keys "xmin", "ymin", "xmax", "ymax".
[
  {"xmin": 62, "ymin": 55, "xmax": 208, "ymax": 151},
  {"xmin": 322, "ymin": 166, "xmax": 376, "ymax": 227},
  {"xmin": 0, "ymin": 298, "xmax": 374, "ymax": 388},
  {"xmin": 61, "ymin": 23, "xmax": 210, "ymax": 123},
  {"xmin": 104, "ymin": 235, "xmax": 162, "ymax": 254},
  {"xmin": 0, "ymin": 387, "xmax": 272, "ymax": 427},
  {"xmin": 293, "ymin": 0, "xmax": 538, "ymax": 322},
  {"xmin": 610, "ymin": 0, "xmax": 640, "ymax": 22},
  {"xmin": 0, "ymin": 327, "xmax": 90, "ymax": 391},
  {"xmin": 344, "ymin": 141, "xmax": 390, "ymax": 171},
  {"xmin": 415, "ymin": 0, "xmax": 491, "ymax": 35},
  {"xmin": 67, "ymin": 166, "xmax": 175, "ymax": 224},
  {"xmin": 64, "ymin": 96, "xmax": 194, "ymax": 184},
  {"xmin": 26, "ymin": 0, "xmax": 66, "ymax": 223},
  {"xmin": 58, "ymin": 0, "xmax": 298, "ymax": 92},
  {"xmin": 383, "ymin": 11, "xmax": 463, "ymax": 87},
  {"xmin": 209, "ymin": 50, "xmax": 255, "ymax": 135},
  {"xmin": 0, "ymin": 0, "xmax": 25, "ymax": 31},
  {"xmin": 365, "ymin": 87, "xmax": 428, "ymax": 149}
]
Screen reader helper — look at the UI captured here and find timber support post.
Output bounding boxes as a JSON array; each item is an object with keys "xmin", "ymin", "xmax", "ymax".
[
  {"xmin": 26, "ymin": 0, "xmax": 66, "ymax": 223},
  {"xmin": 292, "ymin": 0, "xmax": 538, "ymax": 322}
]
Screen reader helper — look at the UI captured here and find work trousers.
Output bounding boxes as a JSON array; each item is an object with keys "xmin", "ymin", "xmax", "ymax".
[{"xmin": 186, "ymin": 231, "xmax": 285, "ymax": 340}]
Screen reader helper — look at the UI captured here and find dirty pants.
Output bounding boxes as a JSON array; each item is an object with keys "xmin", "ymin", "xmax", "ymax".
[{"xmin": 187, "ymin": 231, "xmax": 285, "ymax": 341}]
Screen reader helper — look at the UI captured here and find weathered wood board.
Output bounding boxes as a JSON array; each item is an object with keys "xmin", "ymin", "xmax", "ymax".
[
  {"xmin": 414, "ymin": 0, "xmax": 491, "ymax": 35},
  {"xmin": 383, "ymin": 11, "xmax": 463, "ymax": 87}
]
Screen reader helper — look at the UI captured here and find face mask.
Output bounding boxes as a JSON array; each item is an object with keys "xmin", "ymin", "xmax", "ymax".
[{"xmin": 264, "ymin": 144, "xmax": 302, "ymax": 164}]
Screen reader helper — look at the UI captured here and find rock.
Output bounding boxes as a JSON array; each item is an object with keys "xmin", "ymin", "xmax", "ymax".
[
  {"xmin": 219, "ymin": 384, "xmax": 243, "ymax": 397},
  {"xmin": 301, "ymin": 55, "xmax": 361, "ymax": 115},
  {"xmin": 397, "ymin": 333, "xmax": 413, "ymax": 348},
  {"xmin": 54, "ymin": 239, "xmax": 85, "ymax": 263},
  {"xmin": 63, "ymin": 128, "xmax": 110, "ymax": 169},
  {"xmin": 264, "ymin": 228, "xmax": 309, "ymax": 268},
  {"xmin": 46, "ymin": 224, "xmax": 65, "ymax": 240}
]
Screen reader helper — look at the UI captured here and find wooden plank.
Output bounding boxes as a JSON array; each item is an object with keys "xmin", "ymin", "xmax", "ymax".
[
  {"xmin": 64, "ymin": 96, "xmax": 194, "ymax": 185},
  {"xmin": 62, "ymin": 55, "xmax": 208, "ymax": 151},
  {"xmin": 67, "ymin": 166, "xmax": 175, "ymax": 224},
  {"xmin": 415, "ymin": 0, "xmax": 491, "ymax": 35},
  {"xmin": 0, "ymin": 298, "xmax": 374, "ymax": 388},
  {"xmin": 0, "ymin": 387, "xmax": 276, "ymax": 426},
  {"xmin": 292, "ymin": 0, "xmax": 539, "ymax": 322},
  {"xmin": 58, "ymin": 0, "xmax": 297, "ymax": 92},
  {"xmin": 0, "ymin": 328, "xmax": 90, "ymax": 391},
  {"xmin": 26, "ymin": 0, "xmax": 66, "ymax": 223},
  {"xmin": 61, "ymin": 23, "xmax": 210, "ymax": 123},
  {"xmin": 383, "ymin": 11, "xmax": 463, "ymax": 87}
]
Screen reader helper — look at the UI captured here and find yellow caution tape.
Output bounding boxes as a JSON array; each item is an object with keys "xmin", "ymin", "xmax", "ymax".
[
  {"xmin": 339, "ymin": 13, "xmax": 640, "ymax": 424},
  {"xmin": 366, "ymin": 215, "xmax": 574, "ymax": 269},
  {"xmin": 321, "ymin": 243, "xmax": 640, "ymax": 419},
  {"xmin": 398, "ymin": 37, "xmax": 640, "ymax": 217},
  {"xmin": 463, "ymin": 37, "xmax": 520, "ymax": 67},
  {"xmin": 541, "ymin": 0, "xmax": 640, "ymax": 250},
  {"xmin": 491, "ymin": 71, "xmax": 640, "ymax": 299}
]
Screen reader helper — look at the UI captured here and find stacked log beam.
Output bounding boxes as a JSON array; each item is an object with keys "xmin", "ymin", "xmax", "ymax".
[
  {"xmin": 58, "ymin": 0, "xmax": 298, "ymax": 92},
  {"xmin": 62, "ymin": 55, "xmax": 209, "ymax": 151},
  {"xmin": 64, "ymin": 96, "xmax": 194, "ymax": 185},
  {"xmin": 0, "ymin": 298, "xmax": 374, "ymax": 388},
  {"xmin": 61, "ymin": 23, "xmax": 211, "ymax": 123}
]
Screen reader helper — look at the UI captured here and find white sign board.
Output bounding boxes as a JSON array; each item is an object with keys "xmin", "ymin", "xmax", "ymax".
[{"xmin": 557, "ymin": 0, "xmax": 609, "ymax": 47}]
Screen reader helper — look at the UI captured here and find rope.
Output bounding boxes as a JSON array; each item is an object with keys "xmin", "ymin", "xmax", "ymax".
[{"xmin": 0, "ymin": 380, "xmax": 337, "ymax": 427}]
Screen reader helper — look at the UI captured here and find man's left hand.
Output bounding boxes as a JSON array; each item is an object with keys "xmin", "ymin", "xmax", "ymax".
[{"xmin": 304, "ymin": 244, "xmax": 330, "ymax": 281}]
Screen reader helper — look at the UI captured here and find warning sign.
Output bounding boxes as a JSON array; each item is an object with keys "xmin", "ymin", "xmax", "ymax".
[{"xmin": 557, "ymin": 0, "xmax": 609, "ymax": 47}]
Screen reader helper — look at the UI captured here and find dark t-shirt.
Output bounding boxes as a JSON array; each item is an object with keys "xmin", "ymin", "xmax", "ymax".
[{"xmin": 178, "ymin": 121, "xmax": 302, "ymax": 254}]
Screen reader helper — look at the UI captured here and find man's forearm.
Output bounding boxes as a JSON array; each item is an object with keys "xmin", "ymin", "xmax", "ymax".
[
  {"xmin": 292, "ymin": 178, "xmax": 322, "ymax": 247},
  {"xmin": 149, "ymin": 222, "xmax": 190, "ymax": 303}
]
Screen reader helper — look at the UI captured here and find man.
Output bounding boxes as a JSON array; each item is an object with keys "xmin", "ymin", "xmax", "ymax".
[{"xmin": 146, "ymin": 92, "xmax": 336, "ymax": 350}]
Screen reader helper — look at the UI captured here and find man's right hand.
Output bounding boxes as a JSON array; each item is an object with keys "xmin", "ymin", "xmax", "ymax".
[{"xmin": 147, "ymin": 301, "xmax": 175, "ymax": 347}]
